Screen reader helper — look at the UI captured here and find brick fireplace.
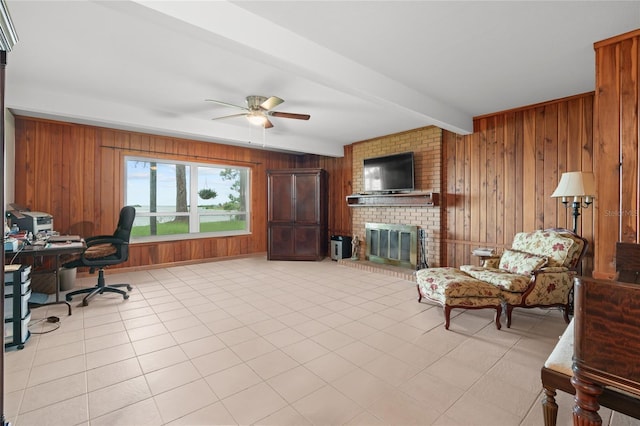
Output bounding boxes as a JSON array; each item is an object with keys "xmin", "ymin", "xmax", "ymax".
[{"xmin": 349, "ymin": 126, "xmax": 442, "ymax": 267}]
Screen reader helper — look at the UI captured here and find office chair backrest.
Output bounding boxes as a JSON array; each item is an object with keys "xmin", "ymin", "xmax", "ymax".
[
  {"xmin": 616, "ymin": 242, "xmax": 640, "ymax": 284},
  {"xmin": 113, "ymin": 206, "xmax": 136, "ymax": 259}
]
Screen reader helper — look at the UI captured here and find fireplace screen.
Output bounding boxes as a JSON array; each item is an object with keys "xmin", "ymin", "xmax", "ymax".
[{"xmin": 365, "ymin": 223, "xmax": 418, "ymax": 269}]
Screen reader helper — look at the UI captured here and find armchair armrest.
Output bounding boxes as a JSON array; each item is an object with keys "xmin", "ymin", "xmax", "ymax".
[
  {"xmin": 534, "ymin": 266, "xmax": 569, "ymax": 274},
  {"xmin": 523, "ymin": 268, "xmax": 576, "ymax": 306}
]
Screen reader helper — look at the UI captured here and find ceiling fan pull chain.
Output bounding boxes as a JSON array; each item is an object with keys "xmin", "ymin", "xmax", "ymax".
[{"xmin": 263, "ymin": 124, "xmax": 266, "ymax": 148}]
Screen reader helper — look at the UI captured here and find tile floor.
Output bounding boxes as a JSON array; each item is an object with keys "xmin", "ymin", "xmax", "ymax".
[{"xmin": 4, "ymin": 256, "xmax": 638, "ymax": 425}]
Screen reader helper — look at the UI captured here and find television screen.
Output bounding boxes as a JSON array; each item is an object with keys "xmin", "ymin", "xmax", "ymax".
[{"xmin": 363, "ymin": 152, "xmax": 414, "ymax": 193}]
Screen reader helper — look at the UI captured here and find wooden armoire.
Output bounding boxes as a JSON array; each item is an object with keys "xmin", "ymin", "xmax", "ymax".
[{"xmin": 267, "ymin": 168, "xmax": 328, "ymax": 260}]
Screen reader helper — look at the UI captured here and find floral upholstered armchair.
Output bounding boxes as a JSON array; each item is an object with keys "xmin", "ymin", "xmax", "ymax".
[{"xmin": 460, "ymin": 228, "xmax": 588, "ymax": 327}]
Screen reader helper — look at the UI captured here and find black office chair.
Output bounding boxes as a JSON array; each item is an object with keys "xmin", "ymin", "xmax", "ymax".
[{"xmin": 64, "ymin": 206, "xmax": 136, "ymax": 306}]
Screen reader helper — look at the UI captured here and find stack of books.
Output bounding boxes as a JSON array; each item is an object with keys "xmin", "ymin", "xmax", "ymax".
[{"xmin": 472, "ymin": 247, "xmax": 496, "ymax": 257}]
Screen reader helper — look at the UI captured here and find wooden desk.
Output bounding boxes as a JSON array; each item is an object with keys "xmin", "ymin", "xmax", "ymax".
[
  {"xmin": 6, "ymin": 241, "xmax": 85, "ymax": 316},
  {"xmin": 572, "ymin": 276, "xmax": 640, "ymax": 425}
]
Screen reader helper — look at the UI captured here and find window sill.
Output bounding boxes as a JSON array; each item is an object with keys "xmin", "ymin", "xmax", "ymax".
[{"xmin": 131, "ymin": 230, "xmax": 250, "ymax": 244}]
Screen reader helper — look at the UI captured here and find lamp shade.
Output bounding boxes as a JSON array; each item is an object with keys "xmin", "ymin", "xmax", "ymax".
[
  {"xmin": 246, "ymin": 111, "xmax": 267, "ymax": 126},
  {"xmin": 551, "ymin": 171, "xmax": 596, "ymax": 198}
]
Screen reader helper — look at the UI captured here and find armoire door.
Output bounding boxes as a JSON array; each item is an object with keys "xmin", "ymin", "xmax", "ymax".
[
  {"xmin": 294, "ymin": 173, "xmax": 320, "ymax": 224},
  {"xmin": 268, "ymin": 173, "xmax": 294, "ymax": 223}
]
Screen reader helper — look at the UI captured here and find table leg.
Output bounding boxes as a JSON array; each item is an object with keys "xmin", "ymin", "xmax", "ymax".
[{"xmin": 53, "ymin": 254, "xmax": 72, "ymax": 315}]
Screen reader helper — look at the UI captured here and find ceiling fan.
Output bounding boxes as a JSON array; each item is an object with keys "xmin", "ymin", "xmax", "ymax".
[{"xmin": 206, "ymin": 95, "xmax": 310, "ymax": 128}]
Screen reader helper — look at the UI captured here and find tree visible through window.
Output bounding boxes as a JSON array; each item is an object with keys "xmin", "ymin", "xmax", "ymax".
[{"xmin": 125, "ymin": 157, "xmax": 251, "ymax": 241}]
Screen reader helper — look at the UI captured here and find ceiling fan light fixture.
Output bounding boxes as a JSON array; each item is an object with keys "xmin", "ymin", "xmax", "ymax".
[
  {"xmin": 246, "ymin": 111, "xmax": 267, "ymax": 127},
  {"xmin": 207, "ymin": 95, "xmax": 307, "ymax": 129}
]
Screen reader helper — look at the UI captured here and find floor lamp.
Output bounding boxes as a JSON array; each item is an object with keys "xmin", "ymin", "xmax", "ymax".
[{"xmin": 551, "ymin": 171, "xmax": 596, "ymax": 234}]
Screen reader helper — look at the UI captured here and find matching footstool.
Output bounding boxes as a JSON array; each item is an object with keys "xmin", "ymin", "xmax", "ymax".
[{"xmin": 416, "ymin": 267, "xmax": 503, "ymax": 330}]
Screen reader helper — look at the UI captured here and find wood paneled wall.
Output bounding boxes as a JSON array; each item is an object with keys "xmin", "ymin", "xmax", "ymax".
[
  {"xmin": 12, "ymin": 117, "xmax": 310, "ymax": 269},
  {"xmin": 442, "ymin": 93, "xmax": 595, "ymax": 271},
  {"xmin": 593, "ymin": 29, "xmax": 640, "ymax": 278},
  {"xmin": 300, "ymin": 145, "xmax": 353, "ymax": 238},
  {"xmin": 22, "ymin": 33, "xmax": 640, "ymax": 277}
]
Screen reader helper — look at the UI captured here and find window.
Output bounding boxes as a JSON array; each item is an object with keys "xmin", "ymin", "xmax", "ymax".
[{"xmin": 125, "ymin": 157, "xmax": 250, "ymax": 242}]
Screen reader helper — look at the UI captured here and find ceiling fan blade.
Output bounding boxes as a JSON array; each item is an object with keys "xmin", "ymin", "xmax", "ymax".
[
  {"xmin": 211, "ymin": 113, "xmax": 247, "ymax": 121},
  {"xmin": 264, "ymin": 118, "xmax": 274, "ymax": 128},
  {"xmin": 205, "ymin": 99, "xmax": 248, "ymax": 111},
  {"xmin": 260, "ymin": 96, "xmax": 284, "ymax": 111},
  {"xmin": 268, "ymin": 111, "xmax": 310, "ymax": 120}
]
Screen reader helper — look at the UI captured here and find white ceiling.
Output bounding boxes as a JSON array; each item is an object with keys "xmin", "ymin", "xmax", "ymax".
[{"xmin": 5, "ymin": 1, "xmax": 640, "ymax": 157}]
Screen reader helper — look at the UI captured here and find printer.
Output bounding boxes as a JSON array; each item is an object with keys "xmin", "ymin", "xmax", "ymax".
[{"xmin": 11, "ymin": 211, "xmax": 53, "ymax": 234}]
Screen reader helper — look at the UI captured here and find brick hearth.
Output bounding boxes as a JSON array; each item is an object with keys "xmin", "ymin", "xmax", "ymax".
[{"xmin": 337, "ymin": 258, "xmax": 417, "ymax": 282}]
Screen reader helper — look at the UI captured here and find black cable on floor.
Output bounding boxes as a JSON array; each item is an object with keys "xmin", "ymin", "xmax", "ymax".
[{"xmin": 28, "ymin": 316, "xmax": 61, "ymax": 334}]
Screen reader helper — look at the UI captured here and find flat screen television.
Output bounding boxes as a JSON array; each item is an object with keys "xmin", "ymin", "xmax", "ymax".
[{"xmin": 363, "ymin": 152, "xmax": 415, "ymax": 193}]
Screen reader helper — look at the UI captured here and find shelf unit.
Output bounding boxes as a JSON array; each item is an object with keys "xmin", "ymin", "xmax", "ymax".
[
  {"xmin": 4, "ymin": 264, "xmax": 31, "ymax": 350},
  {"xmin": 346, "ymin": 191, "xmax": 439, "ymax": 207}
]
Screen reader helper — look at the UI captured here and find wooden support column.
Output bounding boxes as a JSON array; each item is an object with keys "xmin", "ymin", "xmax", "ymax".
[{"xmin": 592, "ymin": 29, "xmax": 640, "ymax": 278}]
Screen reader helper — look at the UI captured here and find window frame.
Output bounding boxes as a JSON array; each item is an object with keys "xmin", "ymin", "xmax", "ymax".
[{"xmin": 124, "ymin": 155, "xmax": 251, "ymax": 243}]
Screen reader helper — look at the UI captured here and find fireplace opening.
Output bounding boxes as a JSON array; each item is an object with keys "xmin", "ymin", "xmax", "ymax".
[{"xmin": 365, "ymin": 223, "xmax": 418, "ymax": 269}]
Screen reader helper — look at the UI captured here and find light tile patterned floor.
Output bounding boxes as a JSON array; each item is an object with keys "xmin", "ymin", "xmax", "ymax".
[{"xmin": 4, "ymin": 256, "xmax": 638, "ymax": 425}]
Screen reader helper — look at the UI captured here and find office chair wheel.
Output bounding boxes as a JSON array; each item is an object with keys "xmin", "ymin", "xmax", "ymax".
[
  {"xmin": 126, "ymin": 285, "xmax": 132, "ymax": 291},
  {"xmin": 124, "ymin": 293, "xmax": 129, "ymax": 300}
]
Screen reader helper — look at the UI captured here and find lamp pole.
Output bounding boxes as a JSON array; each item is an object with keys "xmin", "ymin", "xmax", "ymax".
[{"xmin": 570, "ymin": 200, "xmax": 580, "ymax": 234}]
